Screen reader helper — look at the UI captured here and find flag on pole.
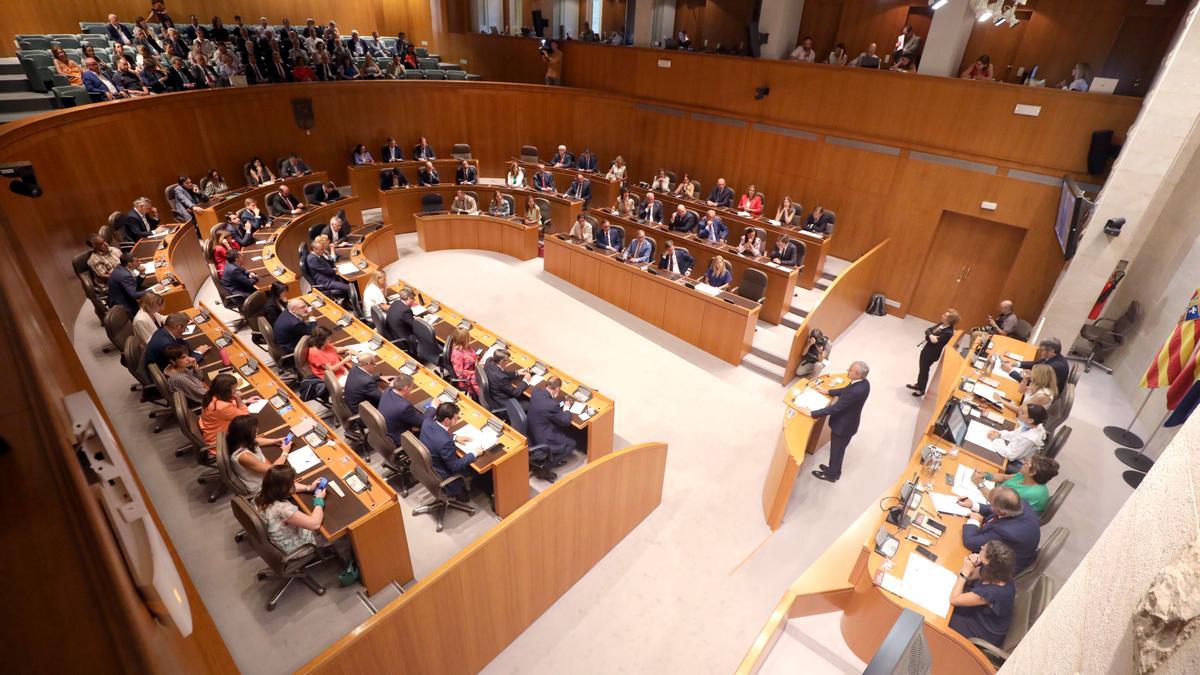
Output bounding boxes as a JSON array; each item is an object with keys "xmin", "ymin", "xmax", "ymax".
[{"xmin": 1141, "ymin": 289, "xmax": 1200, "ymax": 427}]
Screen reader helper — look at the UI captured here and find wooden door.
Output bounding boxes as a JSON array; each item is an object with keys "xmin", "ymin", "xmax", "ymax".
[
  {"xmin": 908, "ymin": 212, "xmax": 1025, "ymax": 327},
  {"xmin": 1102, "ymin": 16, "xmax": 1179, "ymax": 97}
]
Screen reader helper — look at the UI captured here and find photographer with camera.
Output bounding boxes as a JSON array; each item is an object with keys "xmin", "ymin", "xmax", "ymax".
[
  {"xmin": 795, "ymin": 329, "xmax": 830, "ymax": 379},
  {"xmin": 541, "ymin": 40, "xmax": 563, "ymax": 86},
  {"xmin": 971, "ymin": 299, "xmax": 1018, "ymax": 343}
]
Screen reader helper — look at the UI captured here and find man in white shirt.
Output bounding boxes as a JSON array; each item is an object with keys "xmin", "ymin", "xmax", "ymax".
[
  {"xmin": 790, "ymin": 36, "xmax": 816, "ymax": 63},
  {"xmin": 987, "ymin": 404, "xmax": 1047, "ymax": 470}
]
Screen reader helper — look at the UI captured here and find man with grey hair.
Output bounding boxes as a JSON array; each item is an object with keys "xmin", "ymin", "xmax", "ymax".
[
  {"xmin": 344, "ymin": 351, "xmax": 389, "ymax": 414},
  {"xmin": 1003, "ymin": 337, "xmax": 1068, "ymax": 393},
  {"xmin": 800, "ymin": 360, "xmax": 871, "ymax": 483},
  {"xmin": 273, "ymin": 298, "xmax": 314, "ymax": 353}
]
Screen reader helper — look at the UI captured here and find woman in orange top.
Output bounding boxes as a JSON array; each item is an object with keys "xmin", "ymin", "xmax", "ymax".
[
  {"xmin": 306, "ymin": 326, "xmax": 352, "ymax": 380},
  {"xmin": 449, "ymin": 327, "xmax": 480, "ymax": 399},
  {"xmin": 738, "ymin": 185, "xmax": 764, "ymax": 218},
  {"xmin": 199, "ymin": 374, "xmax": 252, "ymax": 449},
  {"xmin": 51, "ymin": 46, "xmax": 84, "ymax": 86}
]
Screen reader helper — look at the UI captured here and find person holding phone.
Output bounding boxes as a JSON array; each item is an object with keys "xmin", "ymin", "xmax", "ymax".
[
  {"xmin": 225, "ymin": 415, "xmax": 306, "ymax": 494},
  {"xmin": 256, "ymin": 465, "xmax": 357, "ymax": 582}
]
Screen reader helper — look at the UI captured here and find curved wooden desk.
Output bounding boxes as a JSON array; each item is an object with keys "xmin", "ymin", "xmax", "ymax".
[
  {"xmin": 386, "ymin": 279, "xmax": 616, "ymax": 459},
  {"xmin": 517, "ymin": 161, "xmax": 620, "ymax": 210},
  {"xmin": 195, "ymin": 172, "xmax": 327, "ymax": 238},
  {"xmin": 379, "ymin": 185, "xmax": 582, "ymax": 234},
  {"xmin": 415, "ymin": 213, "xmax": 540, "ymax": 260},
  {"xmin": 128, "ymin": 222, "xmax": 207, "ymax": 313},
  {"xmin": 743, "ymin": 335, "xmax": 1036, "ymax": 673},
  {"xmin": 543, "ymin": 234, "xmax": 760, "ymax": 364},
  {"xmin": 623, "ymin": 184, "xmax": 831, "ymax": 291},
  {"xmin": 348, "ymin": 159, "xmax": 479, "ymax": 214},
  {"xmin": 585, "ymin": 209, "xmax": 799, "ymax": 325}
]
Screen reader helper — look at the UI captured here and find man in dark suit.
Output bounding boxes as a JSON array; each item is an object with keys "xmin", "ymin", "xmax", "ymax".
[
  {"xmin": 419, "ymin": 402, "xmax": 475, "ymax": 499},
  {"xmin": 170, "ymin": 176, "xmax": 205, "ymax": 223},
  {"xmin": 527, "ymin": 377, "xmax": 576, "ymax": 474},
  {"xmin": 804, "ymin": 206, "xmax": 836, "ymax": 235},
  {"xmin": 165, "ymin": 56, "xmax": 200, "ymax": 92},
  {"xmin": 770, "ymin": 236, "xmax": 803, "ymax": 267},
  {"xmin": 706, "ymin": 178, "xmax": 734, "ymax": 208},
  {"xmin": 594, "ymin": 220, "xmax": 623, "ymax": 252},
  {"xmin": 164, "ymin": 28, "xmax": 190, "ymax": 60},
  {"xmin": 418, "ymin": 161, "xmax": 440, "ymax": 186},
  {"xmin": 237, "ymin": 198, "xmax": 269, "ymax": 232},
  {"xmin": 565, "ymin": 172, "xmax": 591, "ymax": 207},
  {"xmin": 668, "ymin": 204, "xmax": 697, "ymax": 233},
  {"xmin": 314, "ymin": 181, "xmax": 342, "ymax": 205},
  {"xmin": 384, "ymin": 288, "xmax": 418, "ymax": 348},
  {"xmin": 320, "ymin": 215, "xmax": 354, "ymax": 247},
  {"xmin": 220, "ymin": 249, "xmax": 258, "ymax": 296},
  {"xmin": 658, "ymin": 240, "xmax": 693, "ymax": 275},
  {"xmin": 107, "ymin": 253, "xmax": 146, "ymax": 316},
  {"xmin": 697, "ymin": 210, "xmax": 728, "ymax": 242},
  {"xmin": 960, "ymin": 486, "xmax": 1041, "ymax": 572},
  {"xmin": 305, "ymin": 239, "xmax": 351, "ymax": 303},
  {"xmin": 82, "ymin": 59, "xmax": 128, "ymax": 101},
  {"xmin": 106, "ymin": 14, "xmax": 135, "ymax": 45},
  {"xmin": 532, "ymin": 163, "xmax": 556, "ymax": 192},
  {"xmin": 121, "ymin": 197, "xmax": 160, "ymax": 242},
  {"xmin": 412, "ymin": 137, "xmax": 436, "ymax": 160},
  {"xmin": 281, "ymin": 155, "xmax": 311, "ymax": 177},
  {"xmin": 381, "ymin": 137, "xmax": 404, "ymax": 163},
  {"xmin": 1006, "ymin": 338, "xmax": 1069, "ymax": 394},
  {"xmin": 145, "ymin": 312, "xmax": 209, "ymax": 369},
  {"xmin": 344, "ymin": 353, "xmax": 386, "ymax": 414},
  {"xmin": 455, "ymin": 160, "xmax": 478, "ymax": 185},
  {"xmin": 576, "ymin": 148, "xmax": 598, "ymax": 172},
  {"xmin": 273, "ymin": 299, "xmax": 314, "ymax": 353},
  {"xmin": 550, "ymin": 145, "xmax": 574, "ymax": 168},
  {"xmin": 637, "ymin": 192, "xmax": 663, "ymax": 223},
  {"xmin": 483, "ymin": 349, "xmax": 530, "ymax": 408},
  {"xmin": 380, "ymin": 374, "xmax": 424, "ymax": 444},
  {"xmin": 803, "ymin": 361, "xmax": 871, "ymax": 483},
  {"xmin": 380, "ymin": 168, "xmax": 409, "ymax": 190},
  {"xmin": 275, "ymin": 185, "xmax": 304, "ymax": 214}
]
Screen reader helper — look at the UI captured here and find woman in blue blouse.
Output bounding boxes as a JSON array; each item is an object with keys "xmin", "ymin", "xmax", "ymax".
[
  {"xmin": 948, "ymin": 540, "xmax": 1017, "ymax": 647},
  {"xmin": 352, "ymin": 143, "xmax": 374, "ymax": 165},
  {"xmin": 704, "ymin": 255, "xmax": 732, "ymax": 289}
]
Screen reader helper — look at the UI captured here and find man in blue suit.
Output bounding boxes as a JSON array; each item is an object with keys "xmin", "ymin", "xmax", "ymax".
[
  {"xmin": 273, "ymin": 298, "xmax": 314, "ymax": 353},
  {"xmin": 220, "ymin": 249, "xmax": 258, "ymax": 296},
  {"xmin": 697, "ymin": 210, "xmax": 729, "ymax": 243},
  {"xmin": 305, "ymin": 238, "xmax": 352, "ymax": 304},
  {"xmin": 412, "ymin": 137, "xmax": 437, "ymax": 160},
  {"xmin": 623, "ymin": 230, "xmax": 653, "ymax": 263},
  {"xmin": 82, "ymin": 59, "xmax": 128, "ymax": 101},
  {"xmin": 106, "ymin": 253, "xmax": 145, "ymax": 316},
  {"xmin": 105, "ymin": 14, "xmax": 135, "ymax": 45},
  {"xmin": 802, "ymin": 360, "xmax": 871, "ymax": 483},
  {"xmin": 550, "ymin": 145, "xmax": 574, "ymax": 168},
  {"xmin": 145, "ymin": 312, "xmax": 209, "ymax": 370},
  {"xmin": 658, "ymin": 240, "xmax": 693, "ymax": 275},
  {"xmin": 532, "ymin": 163, "xmax": 556, "ymax": 192},
  {"xmin": 419, "ymin": 402, "xmax": 475, "ymax": 499},
  {"xmin": 343, "ymin": 353, "xmax": 385, "ymax": 415},
  {"xmin": 594, "ymin": 220, "xmax": 623, "ymax": 252},
  {"xmin": 960, "ymin": 487, "xmax": 1041, "ymax": 572},
  {"xmin": 380, "ymin": 374, "xmax": 424, "ymax": 445},
  {"xmin": 637, "ymin": 192, "xmax": 663, "ymax": 223},
  {"xmin": 565, "ymin": 172, "xmax": 592, "ymax": 208},
  {"xmin": 576, "ymin": 148, "xmax": 598, "ymax": 172},
  {"xmin": 527, "ymin": 377, "xmax": 576, "ymax": 470}
]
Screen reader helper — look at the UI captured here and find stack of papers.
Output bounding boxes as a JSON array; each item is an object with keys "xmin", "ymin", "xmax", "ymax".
[
  {"xmin": 411, "ymin": 305, "xmax": 428, "ymax": 316},
  {"xmin": 140, "ymin": 262, "xmax": 157, "ymax": 275},
  {"xmin": 693, "ymin": 283, "xmax": 722, "ymax": 297},
  {"xmin": 793, "ymin": 388, "xmax": 831, "ymax": 411},
  {"xmin": 455, "ymin": 424, "xmax": 500, "ymax": 454},
  {"xmin": 952, "ymin": 465, "xmax": 989, "ymax": 504},
  {"xmin": 929, "ymin": 491, "xmax": 971, "ymax": 517},
  {"xmin": 247, "ymin": 399, "xmax": 269, "ymax": 414},
  {"xmin": 898, "ymin": 553, "xmax": 956, "ymax": 618},
  {"xmin": 972, "ymin": 382, "xmax": 999, "ymax": 402},
  {"xmin": 335, "ymin": 261, "xmax": 359, "ymax": 275},
  {"xmin": 568, "ymin": 400, "xmax": 586, "ymax": 415}
]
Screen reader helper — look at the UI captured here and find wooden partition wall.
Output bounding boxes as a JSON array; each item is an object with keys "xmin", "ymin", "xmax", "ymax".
[
  {"xmin": 0, "ymin": 81, "xmax": 1120, "ymax": 325},
  {"xmin": 783, "ymin": 239, "xmax": 890, "ymax": 383},
  {"xmin": 301, "ymin": 441, "xmax": 669, "ymax": 674}
]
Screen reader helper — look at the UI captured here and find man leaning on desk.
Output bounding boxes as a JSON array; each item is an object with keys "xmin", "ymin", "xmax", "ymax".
[
  {"xmin": 419, "ymin": 402, "xmax": 480, "ymax": 501},
  {"xmin": 798, "ymin": 361, "xmax": 871, "ymax": 483},
  {"xmin": 956, "ymin": 485, "xmax": 1041, "ymax": 573},
  {"xmin": 1002, "ymin": 337, "xmax": 1069, "ymax": 394}
]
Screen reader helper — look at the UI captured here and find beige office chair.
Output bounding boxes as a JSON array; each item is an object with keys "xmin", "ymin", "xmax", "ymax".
[
  {"xmin": 72, "ymin": 250, "xmax": 109, "ymax": 324},
  {"xmin": 1038, "ymin": 480, "xmax": 1073, "ymax": 527},
  {"xmin": 171, "ymin": 391, "xmax": 222, "ymax": 494},
  {"xmin": 1014, "ymin": 527, "xmax": 1068, "ymax": 592},
  {"xmin": 230, "ymin": 495, "xmax": 327, "ymax": 611},
  {"xmin": 970, "ymin": 575, "xmax": 1056, "ymax": 667},
  {"xmin": 293, "ymin": 335, "xmax": 314, "ymax": 379},
  {"xmin": 1067, "ymin": 300, "xmax": 1142, "ymax": 374},
  {"xmin": 103, "ymin": 305, "xmax": 133, "ymax": 354},
  {"xmin": 399, "ymin": 431, "xmax": 476, "ymax": 532},
  {"xmin": 323, "ymin": 370, "xmax": 362, "ymax": 441},
  {"xmin": 1040, "ymin": 425, "xmax": 1070, "ymax": 461},
  {"xmin": 359, "ymin": 401, "xmax": 412, "ymax": 495}
]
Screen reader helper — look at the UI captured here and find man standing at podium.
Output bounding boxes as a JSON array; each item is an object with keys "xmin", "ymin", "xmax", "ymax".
[{"xmin": 800, "ymin": 361, "xmax": 871, "ymax": 483}]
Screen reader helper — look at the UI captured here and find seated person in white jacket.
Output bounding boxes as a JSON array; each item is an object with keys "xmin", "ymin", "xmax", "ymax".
[{"xmin": 985, "ymin": 404, "xmax": 1047, "ymax": 472}]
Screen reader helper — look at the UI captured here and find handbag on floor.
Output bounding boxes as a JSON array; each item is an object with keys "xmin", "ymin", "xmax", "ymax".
[{"xmin": 866, "ymin": 293, "xmax": 887, "ymax": 316}]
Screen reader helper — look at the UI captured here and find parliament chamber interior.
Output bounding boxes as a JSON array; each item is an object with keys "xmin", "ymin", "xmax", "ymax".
[{"xmin": 6, "ymin": 1, "xmax": 1200, "ymax": 674}]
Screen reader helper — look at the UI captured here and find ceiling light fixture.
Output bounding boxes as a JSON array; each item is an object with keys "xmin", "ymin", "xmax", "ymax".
[{"xmin": 930, "ymin": 0, "xmax": 949, "ymax": 9}]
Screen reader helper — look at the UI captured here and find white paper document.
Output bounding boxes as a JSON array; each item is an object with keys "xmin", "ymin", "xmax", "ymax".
[
  {"xmin": 952, "ymin": 465, "xmax": 988, "ymax": 504},
  {"xmin": 899, "ymin": 553, "xmax": 956, "ymax": 618},
  {"xmin": 971, "ymin": 382, "xmax": 999, "ymax": 402},
  {"xmin": 140, "ymin": 262, "xmax": 157, "ymax": 275},
  {"xmin": 411, "ymin": 305, "xmax": 428, "ymax": 316},
  {"xmin": 346, "ymin": 341, "xmax": 377, "ymax": 354},
  {"xmin": 793, "ymin": 388, "xmax": 831, "ymax": 411},
  {"xmin": 693, "ymin": 283, "xmax": 722, "ymax": 297},
  {"xmin": 568, "ymin": 400, "xmax": 586, "ymax": 415},
  {"xmin": 247, "ymin": 399, "xmax": 269, "ymax": 414},
  {"xmin": 878, "ymin": 572, "xmax": 904, "ymax": 596},
  {"xmin": 182, "ymin": 324, "xmax": 197, "ymax": 336},
  {"xmin": 929, "ymin": 491, "xmax": 971, "ymax": 517},
  {"xmin": 455, "ymin": 424, "xmax": 500, "ymax": 454},
  {"xmin": 286, "ymin": 445, "xmax": 321, "ymax": 474},
  {"xmin": 963, "ymin": 421, "xmax": 996, "ymax": 449},
  {"xmin": 529, "ymin": 374, "xmax": 544, "ymax": 387},
  {"xmin": 992, "ymin": 359, "xmax": 1016, "ymax": 378},
  {"xmin": 336, "ymin": 261, "xmax": 359, "ymax": 275}
]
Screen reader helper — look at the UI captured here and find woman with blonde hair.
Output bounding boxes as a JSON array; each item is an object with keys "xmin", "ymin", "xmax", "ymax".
[
  {"xmin": 362, "ymin": 270, "xmax": 389, "ymax": 318},
  {"xmin": 908, "ymin": 309, "xmax": 960, "ymax": 396},
  {"xmin": 523, "ymin": 196, "xmax": 541, "ymax": 226},
  {"xmin": 1004, "ymin": 363, "xmax": 1057, "ymax": 415},
  {"xmin": 450, "ymin": 326, "xmax": 480, "ymax": 398},
  {"xmin": 605, "ymin": 156, "xmax": 627, "ymax": 182},
  {"xmin": 703, "ymin": 255, "xmax": 732, "ymax": 289},
  {"xmin": 133, "ymin": 291, "xmax": 166, "ymax": 343}
]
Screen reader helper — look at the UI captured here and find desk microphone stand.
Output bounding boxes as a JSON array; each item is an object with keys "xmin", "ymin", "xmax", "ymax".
[{"xmin": 1104, "ymin": 390, "xmax": 1152, "ymax": 450}]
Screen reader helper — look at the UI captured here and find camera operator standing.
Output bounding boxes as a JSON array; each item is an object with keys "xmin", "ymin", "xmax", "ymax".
[{"xmin": 541, "ymin": 40, "xmax": 563, "ymax": 86}]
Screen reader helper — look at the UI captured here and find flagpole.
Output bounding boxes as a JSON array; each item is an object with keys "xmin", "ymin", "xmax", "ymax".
[
  {"xmin": 1103, "ymin": 389, "xmax": 1153, "ymax": 449},
  {"xmin": 1114, "ymin": 409, "xmax": 1171, "ymax": 481}
]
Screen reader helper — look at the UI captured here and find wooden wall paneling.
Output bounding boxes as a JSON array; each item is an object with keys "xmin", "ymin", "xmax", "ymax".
[
  {"xmin": 602, "ymin": 0, "xmax": 630, "ymax": 35},
  {"xmin": 675, "ymin": 0, "xmax": 707, "ymax": 45},
  {"xmin": 958, "ymin": 13, "xmax": 1032, "ymax": 83},
  {"xmin": 700, "ymin": 0, "xmax": 757, "ymax": 51},
  {"xmin": 796, "ymin": 0, "xmax": 846, "ymax": 58},
  {"xmin": 301, "ymin": 442, "xmax": 669, "ymax": 675},
  {"xmin": 831, "ymin": 0, "xmax": 919, "ymax": 61}
]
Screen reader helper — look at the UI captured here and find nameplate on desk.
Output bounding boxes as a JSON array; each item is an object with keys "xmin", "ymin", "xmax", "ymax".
[
  {"xmin": 457, "ymin": 319, "xmax": 472, "ymax": 331},
  {"xmin": 336, "ymin": 314, "xmax": 353, "ymax": 327},
  {"xmin": 238, "ymin": 359, "xmax": 260, "ymax": 377},
  {"xmin": 573, "ymin": 386, "xmax": 592, "ymax": 403},
  {"xmin": 269, "ymin": 393, "xmax": 289, "ymax": 409},
  {"xmin": 531, "ymin": 361, "xmax": 548, "ymax": 376},
  {"xmin": 438, "ymin": 388, "xmax": 458, "ymax": 404},
  {"xmin": 193, "ymin": 309, "xmax": 210, "ymax": 324},
  {"xmin": 400, "ymin": 360, "xmax": 418, "ymax": 376},
  {"xmin": 369, "ymin": 335, "xmax": 384, "ymax": 350},
  {"xmin": 309, "ymin": 296, "xmax": 325, "ymax": 308},
  {"xmin": 154, "ymin": 259, "xmax": 166, "ymax": 268},
  {"xmin": 426, "ymin": 302, "xmax": 441, "ymax": 314},
  {"xmin": 271, "ymin": 266, "xmax": 285, "ymax": 276},
  {"xmin": 484, "ymin": 419, "xmax": 504, "ymax": 435},
  {"xmin": 214, "ymin": 332, "xmax": 233, "ymax": 348}
]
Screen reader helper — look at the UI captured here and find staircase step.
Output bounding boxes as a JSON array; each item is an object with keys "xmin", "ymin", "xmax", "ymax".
[
  {"xmin": 0, "ymin": 74, "xmax": 32, "ymax": 93},
  {"xmin": 0, "ymin": 90, "xmax": 54, "ymax": 112},
  {"xmin": 740, "ymin": 351, "xmax": 786, "ymax": 381},
  {"xmin": 749, "ymin": 346, "xmax": 787, "ymax": 367},
  {"xmin": 0, "ymin": 59, "xmax": 25, "ymax": 76},
  {"xmin": 780, "ymin": 316, "xmax": 802, "ymax": 330}
]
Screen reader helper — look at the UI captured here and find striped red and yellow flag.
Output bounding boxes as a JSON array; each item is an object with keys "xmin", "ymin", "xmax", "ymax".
[{"xmin": 1141, "ymin": 289, "xmax": 1200, "ymax": 410}]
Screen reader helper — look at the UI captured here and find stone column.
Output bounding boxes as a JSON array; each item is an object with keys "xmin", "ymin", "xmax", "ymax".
[
  {"xmin": 917, "ymin": 0, "xmax": 976, "ymax": 77},
  {"xmin": 757, "ymin": 0, "xmax": 805, "ymax": 60}
]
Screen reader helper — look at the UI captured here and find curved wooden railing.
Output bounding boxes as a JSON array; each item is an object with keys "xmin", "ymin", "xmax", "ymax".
[{"xmin": 300, "ymin": 441, "xmax": 669, "ymax": 674}]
